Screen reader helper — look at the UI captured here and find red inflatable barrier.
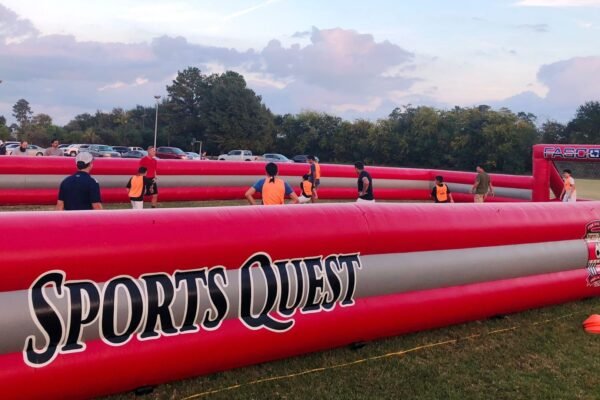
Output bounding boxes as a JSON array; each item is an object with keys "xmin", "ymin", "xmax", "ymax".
[
  {"xmin": 1, "ymin": 202, "xmax": 600, "ymax": 399},
  {"xmin": 0, "ymin": 156, "xmax": 532, "ymax": 205}
]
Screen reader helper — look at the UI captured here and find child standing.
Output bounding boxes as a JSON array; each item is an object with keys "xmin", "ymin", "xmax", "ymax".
[
  {"xmin": 561, "ymin": 169, "xmax": 577, "ymax": 202},
  {"xmin": 126, "ymin": 166, "xmax": 147, "ymax": 209},
  {"xmin": 431, "ymin": 175, "xmax": 454, "ymax": 203},
  {"xmin": 298, "ymin": 174, "xmax": 314, "ymax": 204}
]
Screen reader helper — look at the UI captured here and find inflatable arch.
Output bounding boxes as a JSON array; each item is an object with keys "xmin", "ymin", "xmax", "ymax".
[
  {"xmin": 1, "ymin": 202, "xmax": 600, "ymax": 399},
  {"xmin": 532, "ymin": 144, "xmax": 600, "ymax": 201}
]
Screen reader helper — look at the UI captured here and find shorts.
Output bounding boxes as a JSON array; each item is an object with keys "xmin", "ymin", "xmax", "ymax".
[
  {"xmin": 144, "ymin": 177, "xmax": 158, "ymax": 196},
  {"xmin": 298, "ymin": 195, "xmax": 311, "ymax": 204},
  {"xmin": 314, "ymin": 179, "xmax": 320, "ymax": 188},
  {"xmin": 130, "ymin": 200, "xmax": 144, "ymax": 209},
  {"xmin": 474, "ymin": 194, "xmax": 485, "ymax": 203}
]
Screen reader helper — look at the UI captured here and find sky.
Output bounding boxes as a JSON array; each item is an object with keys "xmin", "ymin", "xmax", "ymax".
[{"xmin": 0, "ymin": 0, "xmax": 599, "ymax": 125}]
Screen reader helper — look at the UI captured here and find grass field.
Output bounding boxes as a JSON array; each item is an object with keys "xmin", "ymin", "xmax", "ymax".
[
  {"xmin": 4, "ymin": 182, "xmax": 600, "ymax": 399},
  {"xmin": 100, "ymin": 298, "xmax": 600, "ymax": 400},
  {"xmin": 576, "ymin": 179, "xmax": 600, "ymax": 200}
]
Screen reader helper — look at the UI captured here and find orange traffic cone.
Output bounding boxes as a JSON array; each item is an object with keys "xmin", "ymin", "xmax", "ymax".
[{"xmin": 583, "ymin": 314, "xmax": 600, "ymax": 334}]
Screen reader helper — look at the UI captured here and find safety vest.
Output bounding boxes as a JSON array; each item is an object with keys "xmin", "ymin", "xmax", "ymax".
[
  {"xmin": 436, "ymin": 184, "xmax": 448, "ymax": 202},
  {"xmin": 564, "ymin": 177, "xmax": 573, "ymax": 191},
  {"xmin": 301, "ymin": 180, "xmax": 313, "ymax": 197},
  {"xmin": 308, "ymin": 163, "xmax": 321, "ymax": 180},
  {"xmin": 128, "ymin": 175, "xmax": 145, "ymax": 198},
  {"xmin": 262, "ymin": 178, "xmax": 286, "ymax": 205}
]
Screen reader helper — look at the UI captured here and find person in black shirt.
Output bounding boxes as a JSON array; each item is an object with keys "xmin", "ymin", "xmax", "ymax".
[
  {"xmin": 56, "ymin": 152, "xmax": 102, "ymax": 211},
  {"xmin": 354, "ymin": 161, "xmax": 374, "ymax": 202}
]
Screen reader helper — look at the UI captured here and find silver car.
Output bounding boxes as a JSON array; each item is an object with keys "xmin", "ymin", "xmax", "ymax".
[
  {"xmin": 262, "ymin": 153, "xmax": 293, "ymax": 163},
  {"xmin": 87, "ymin": 145, "xmax": 121, "ymax": 158},
  {"xmin": 8, "ymin": 144, "xmax": 45, "ymax": 156}
]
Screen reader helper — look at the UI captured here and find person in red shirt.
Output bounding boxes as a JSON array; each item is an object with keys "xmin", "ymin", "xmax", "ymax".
[{"xmin": 139, "ymin": 146, "xmax": 158, "ymax": 208}]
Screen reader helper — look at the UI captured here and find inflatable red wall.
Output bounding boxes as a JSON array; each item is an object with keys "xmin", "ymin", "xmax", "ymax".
[
  {"xmin": 1, "ymin": 202, "xmax": 600, "ymax": 399},
  {"xmin": 0, "ymin": 157, "xmax": 532, "ymax": 205}
]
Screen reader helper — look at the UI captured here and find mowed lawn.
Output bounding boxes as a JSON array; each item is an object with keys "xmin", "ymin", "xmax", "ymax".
[
  {"xmin": 577, "ymin": 179, "xmax": 600, "ymax": 200},
  {"xmin": 3, "ymin": 184, "xmax": 600, "ymax": 399},
  {"xmin": 101, "ymin": 298, "xmax": 600, "ymax": 400}
]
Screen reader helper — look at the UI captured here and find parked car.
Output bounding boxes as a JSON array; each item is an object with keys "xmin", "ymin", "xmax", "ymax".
[
  {"xmin": 7, "ymin": 144, "xmax": 45, "ymax": 156},
  {"xmin": 128, "ymin": 146, "xmax": 144, "ymax": 152},
  {"xmin": 292, "ymin": 155, "xmax": 320, "ymax": 163},
  {"xmin": 262, "ymin": 153, "xmax": 293, "ymax": 163},
  {"xmin": 87, "ymin": 145, "xmax": 121, "ymax": 158},
  {"xmin": 156, "ymin": 146, "xmax": 188, "ymax": 160},
  {"xmin": 65, "ymin": 144, "xmax": 91, "ymax": 157},
  {"xmin": 112, "ymin": 146, "xmax": 130, "ymax": 155},
  {"xmin": 218, "ymin": 150, "xmax": 258, "ymax": 161},
  {"xmin": 121, "ymin": 150, "xmax": 148, "ymax": 159},
  {"xmin": 186, "ymin": 152, "xmax": 201, "ymax": 160},
  {"xmin": 58, "ymin": 144, "xmax": 70, "ymax": 154}
]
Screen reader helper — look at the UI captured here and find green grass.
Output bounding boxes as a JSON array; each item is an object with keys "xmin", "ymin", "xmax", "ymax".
[
  {"xmin": 5, "ymin": 192, "xmax": 600, "ymax": 399},
  {"xmin": 101, "ymin": 298, "xmax": 600, "ymax": 400},
  {"xmin": 577, "ymin": 179, "xmax": 600, "ymax": 200}
]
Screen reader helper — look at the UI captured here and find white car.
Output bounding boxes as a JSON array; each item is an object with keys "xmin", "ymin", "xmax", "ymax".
[
  {"xmin": 218, "ymin": 150, "xmax": 258, "ymax": 161},
  {"xmin": 128, "ymin": 146, "xmax": 144, "ymax": 152},
  {"xmin": 262, "ymin": 153, "xmax": 293, "ymax": 163},
  {"xmin": 7, "ymin": 144, "xmax": 45, "ymax": 156},
  {"xmin": 64, "ymin": 144, "xmax": 91, "ymax": 157}
]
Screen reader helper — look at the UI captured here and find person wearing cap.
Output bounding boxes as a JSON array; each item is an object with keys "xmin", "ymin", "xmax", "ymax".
[
  {"xmin": 0, "ymin": 140, "xmax": 6, "ymax": 156},
  {"xmin": 44, "ymin": 138, "xmax": 64, "ymax": 156},
  {"xmin": 245, "ymin": 162, "xmax": 299, "ymax": 205},
  {"xmin": 56, "ymin": 152, "xmax": 102, "ymax": 210},
  {"xmin": 431, "ymin": 175, "xmax": 454, "ymax": 203}
]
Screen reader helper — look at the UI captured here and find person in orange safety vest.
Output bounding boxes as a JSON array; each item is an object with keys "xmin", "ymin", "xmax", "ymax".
[{"xmin": 431, "ymin": 175, "xmax": 454, "ymax": 203}]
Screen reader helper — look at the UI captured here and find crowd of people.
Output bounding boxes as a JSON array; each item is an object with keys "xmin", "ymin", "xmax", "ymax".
[{"xmin": 0, "ymin": 140, "xmax": 577, "ymax": 209}]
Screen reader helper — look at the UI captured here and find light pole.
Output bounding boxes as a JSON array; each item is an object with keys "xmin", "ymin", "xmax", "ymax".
[{"xmin": 153, "ymin": 95, "xmax": 161, "ymax": 150}]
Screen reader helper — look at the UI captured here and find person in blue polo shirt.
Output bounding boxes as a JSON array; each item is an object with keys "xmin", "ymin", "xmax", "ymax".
[{"xmin": 56, "ymin": 152, "xmax": 103, "ymax": 210}]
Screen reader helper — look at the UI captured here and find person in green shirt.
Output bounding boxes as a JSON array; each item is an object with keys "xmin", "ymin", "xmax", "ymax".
[{"xmin": 472, "ymin": 165, "xmax": 494, "ymax": 203}]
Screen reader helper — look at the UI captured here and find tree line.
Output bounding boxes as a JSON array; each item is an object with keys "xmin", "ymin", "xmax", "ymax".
[{"xmin": 1, "ymin": 67, "xmax": 599, "ymax": 174}]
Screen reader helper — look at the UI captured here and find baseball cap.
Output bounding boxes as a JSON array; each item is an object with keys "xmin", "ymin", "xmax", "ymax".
[{"xmin": 76, "ymin": 152, "xmax": 93, "ymax": 165}]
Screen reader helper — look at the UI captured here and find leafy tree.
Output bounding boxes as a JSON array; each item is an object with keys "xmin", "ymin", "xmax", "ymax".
[
  {"xmin": 0, "ymin": 115, "xmax": 9, "ymax": 140},
  {"xmin": 12, "ymin": 99, "xmax": 33, "ymax": 135},
  {"xmin": 540, "ymin": 121, "xmax": 567, "ymax": 144},
  {"xmin": 565, "ymin": 101, "xmax": 600, "ymax": 143}
]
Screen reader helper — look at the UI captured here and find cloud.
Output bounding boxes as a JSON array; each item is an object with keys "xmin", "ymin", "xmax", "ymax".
[
  {"xmin": 0, "ymin": 9, "xmax": 418, "ymax": 124},
  {"xmin": 223, "ymin": 0, "xmax": 283, "ymax": 21},
  {"xmin": 0, "ymin": 4, "xmax": 38, "ymax": 42},
  {"xmin": 516, "ymin": 0, "xmax": 600, "ymax": 6},
  {"xmin": 496, "ymin": 56, "xmax": 600, "ymax": 120},
  {"xmin": 291, "ymin": 30, "xmax": 311, "ymax": 39},
  {"xmin": 516, "ymin": 23, "xmax": 550, "ymax": 33}
]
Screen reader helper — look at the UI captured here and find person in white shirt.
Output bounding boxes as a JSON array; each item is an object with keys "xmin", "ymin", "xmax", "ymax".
[{"xmin": 560, "ymin": 169, "xmax": 576, "ymax": 202}]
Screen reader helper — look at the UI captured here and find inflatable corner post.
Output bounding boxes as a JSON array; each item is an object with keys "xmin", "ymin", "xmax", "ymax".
[{"xmin": 1, "ymin": 202, "xmax": 600, "ymax": 398}]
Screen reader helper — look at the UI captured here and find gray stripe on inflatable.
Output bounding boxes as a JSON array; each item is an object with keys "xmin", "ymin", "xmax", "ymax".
[
  {"xmin": 444, "ymin": 183, "xmax": 532, "ymax": 200},
  {"xmin": 0, "ymin": 239, "xmax": 585, "ymax": 354},
  {"xmin": 0, "ymin": 175, "xmax": 530, "ymax": 199}
]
